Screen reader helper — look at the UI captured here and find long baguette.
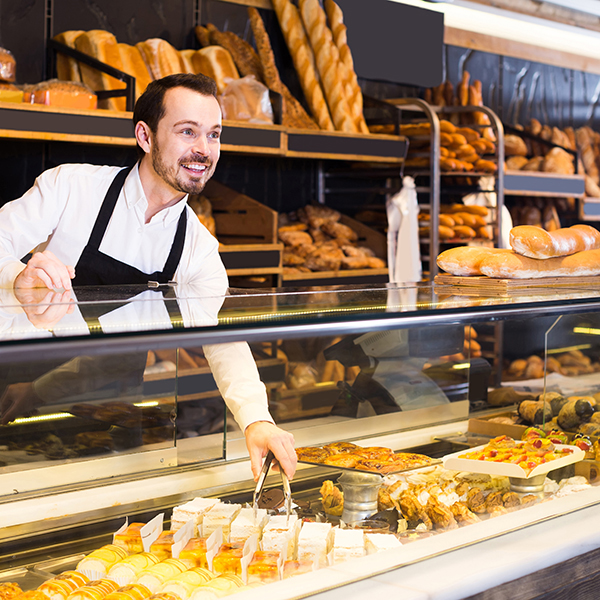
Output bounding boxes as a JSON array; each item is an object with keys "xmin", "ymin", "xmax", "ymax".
[
  {"xmin": 480, "ymin": 249, "xmax": 600, "ymax": 279},
  {"xmin": 510, "ymin": 225, "xmax": 600, "ymax": 259},
  {"xmin": 271, "ymin": 0, "xmax": 334, "ymax": 131},
  {"xmin": 324, "ymin": 0, "xmax": 368, "ymax": 134},
  {"xmin": 436, "ymin": 246, "xmax": 511, "ymax": 277},
  {"xmin": 298, "ymin": 0, "xmax": 357, "ymax": 133},
  {"xmin": 247, "ymin": 7, "xmax": 318, "ymax": 130}
]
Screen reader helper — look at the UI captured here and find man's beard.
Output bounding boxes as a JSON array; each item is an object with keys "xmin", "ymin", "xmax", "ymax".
[{"xmin": 151, "ymin": 142, "xmax": 214, "ymax": 195}]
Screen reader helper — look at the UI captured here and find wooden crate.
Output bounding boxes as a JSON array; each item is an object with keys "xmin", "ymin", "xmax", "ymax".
[
  {"xmin": 201, "ymin": 180, "xmax": 282, "ymax": 280},
  {"xmin": 282, "ymin": 213, "xmax": 388, "ymax": 285}
]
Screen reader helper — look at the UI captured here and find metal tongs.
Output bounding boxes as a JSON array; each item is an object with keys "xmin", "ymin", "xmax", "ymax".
[{"xmin": 253, "ymin": 450, "xmax": 292, "ymax": 524}]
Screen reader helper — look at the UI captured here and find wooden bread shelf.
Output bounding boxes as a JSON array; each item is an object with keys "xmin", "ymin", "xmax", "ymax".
[
  {"xmin": 434, "ymin": 272, "xmax": 600, "ymax": 296},
  {"xmin": 0, "ymin": 101, "xmax": 406, "ymax": 162}
]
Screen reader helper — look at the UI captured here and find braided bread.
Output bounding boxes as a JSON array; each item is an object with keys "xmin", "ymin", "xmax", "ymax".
[
  {"xmin": 298, "ymin": 0, "xmax": 357, "ymax": 133},
  {"xmin": 204, "ymin": 23, "xmax": 264, "ymax": 83},
  {"xmin": 248, "ymin": 7, "xmax": 318, "ymax": 130},
  {"xmin": 272, "ymin": 0, "xmax": 334, "ymax": 131},
  {"xmin": 324, "ymin": 0, "xmax": 368, "ymax": 134}
]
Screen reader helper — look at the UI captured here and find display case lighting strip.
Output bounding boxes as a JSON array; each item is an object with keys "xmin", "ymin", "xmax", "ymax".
[
  {"xmin": 390, "ymin": 0, "xmax": 600, "ymax": 60},
  {"xmin": 573, "ymin": 327, "xmax": 600, "ymax": 336},
  {"xmin": 9, "ymin": 412, "xmax": 73, "ymax": 425}
]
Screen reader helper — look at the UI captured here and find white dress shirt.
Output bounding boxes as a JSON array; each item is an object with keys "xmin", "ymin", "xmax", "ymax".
[{"xmin": 0, "ymin": 164, "xmax": 274, "ymax": 431}]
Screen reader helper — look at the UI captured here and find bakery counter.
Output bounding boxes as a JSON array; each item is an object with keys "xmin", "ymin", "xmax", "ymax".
[{"xmin": 5, "ymin": 283, "xmax": 600, "ymax": 598}]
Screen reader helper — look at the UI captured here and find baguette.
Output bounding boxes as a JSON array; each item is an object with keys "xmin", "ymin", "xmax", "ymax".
[
  {"xmin": 54, "ymin": 31, "xmax": 84, "ymax": 83},
  {"xmin": 247, "ymin": 7, "xmax": 318, "ymax": 130},
  {"xmin": 437, "ymin": 246, "xmax": 511, "ymax": 276},
  {"xmin": 324, "ymin": 0, "xmax": 368, "ymax": 133},
  {"xmin": 480, "ymin": 249, "xmax": 600, "ymax": 279},
  {"xmin": 298, "ymin": 0, "xmax": 357, "ymax": 132},
  {"xmin": 271, "ymin": 0, "xmax": 334, "ymax": 130},
  {"xmin": 75, "ymin": 30, "xmax": 126, "ymax": 111},
  {"xmin": 510, "ymin": 225, "xmax": 600, "ymax": 259}
]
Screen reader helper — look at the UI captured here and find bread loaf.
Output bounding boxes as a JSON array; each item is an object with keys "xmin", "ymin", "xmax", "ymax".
[
  {"xmin": 298, "ymin": 0, "xmax": 357, "ymax": 132},
  {"xmin": 272, "ymin": 0, "xmax": 334, "ymax": 131},
  {"xmin": 117, "ymin": 43, "xmax": 153, "ymax": 100},
  {"xmin": 204, "ymin": 24, "xmax": 264, "ymax": 83},
  {"xmin": 54, "ymin": 31, "xmax": 84, "ymax": 83},
  {"xmin": 75, "ymin": 30, "xmax": 126, "ymax": 111},
  {"xmin": 437, "ymin": 246, "xmax": 511, "ymax": 276},
  {"xmin": 324, "ymin": 0, "xmax": 368, "ymax": 133},
  {"xmin": 248, "ymin": 7, "xmax": 318, "ymax": 130},
  {"xmin": 480, "ymin": 249, "xmax": 600, "ymax": 279},
  {"xmin": 179, "ymin": 49, "xmax": 196, "ymax": 73},
  {"xmin": 510, "ymin": 225, "xmax": 600, "ymax": 259},
  {"xmin": 136, "ymin": 38, "xmax": 184, "ymax": 80},
  {"xmin": 192, "ymin": 46, "xmax": 239, "ymax": 94}
]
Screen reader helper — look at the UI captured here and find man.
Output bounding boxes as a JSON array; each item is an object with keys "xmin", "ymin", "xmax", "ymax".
[{"xmin": 0, "ymin": 73, "xmax": 296, "ymax": 481}]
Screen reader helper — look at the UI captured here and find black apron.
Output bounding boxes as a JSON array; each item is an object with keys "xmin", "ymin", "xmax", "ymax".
[{"xmin": 72, "ymin": 165, "xmax": 187, "ymax": 287}]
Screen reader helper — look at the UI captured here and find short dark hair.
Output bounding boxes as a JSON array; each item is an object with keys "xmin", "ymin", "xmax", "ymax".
[{"xmin": 133, "ymin": 73, "xmax": 218, "ymax": 157}]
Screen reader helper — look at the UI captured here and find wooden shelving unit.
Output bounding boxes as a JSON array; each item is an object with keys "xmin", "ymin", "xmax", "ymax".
[{"xmin": 0, "ymin": 101, "xmax": 407, "ymax": 163}]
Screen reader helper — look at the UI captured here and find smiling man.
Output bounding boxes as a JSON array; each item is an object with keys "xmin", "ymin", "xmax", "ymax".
[{"xmin": 0, "ymin": 73, "xmax": 297, "ymax": 481}]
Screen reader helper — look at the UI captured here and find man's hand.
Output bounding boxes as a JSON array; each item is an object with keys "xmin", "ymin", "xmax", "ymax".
[
  {"xmin": 14, "ymin": 287, "xmax": 74, "ymax": 330},
  {"xmin": 14, "ymin": 250, "xmax": 75, "ymax": 291},
  {"xmin": 0, "ymin": 382, "xmax": 43, "ymax": 425},
  {"xmin": 245, "ymin": 421, "xmax": 297, "ymax": 481}
]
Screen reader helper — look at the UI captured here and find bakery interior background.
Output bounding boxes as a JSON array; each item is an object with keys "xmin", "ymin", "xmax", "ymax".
[{"xmin": 0, "ymin": 0, "xmax": 598, "ymax": 212}]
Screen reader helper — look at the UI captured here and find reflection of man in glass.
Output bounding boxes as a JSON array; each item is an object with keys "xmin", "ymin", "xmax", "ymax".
[{"xmin": 0, "ymin": 73, "xmax": 296, "ymax": 480}]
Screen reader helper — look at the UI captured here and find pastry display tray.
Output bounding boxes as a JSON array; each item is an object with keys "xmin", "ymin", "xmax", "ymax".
[
  {"xmin": 443, "ymin": 444, "xmax": 584, "ymax": 479},
  {"xmin": 298, "ymin": 457, "xmax": 441, "ymax": 476}
]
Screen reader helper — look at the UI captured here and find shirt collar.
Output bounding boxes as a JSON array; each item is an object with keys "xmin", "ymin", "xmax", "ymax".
[{"xmin": 123, "ymin": 163, "xmax": 189, "ymax": 227}]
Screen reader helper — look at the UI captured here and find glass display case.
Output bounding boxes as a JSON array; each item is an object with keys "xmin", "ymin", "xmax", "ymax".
[{"xmin": 3, "ymin": 281, "xmax": 600, "ymax": 599}]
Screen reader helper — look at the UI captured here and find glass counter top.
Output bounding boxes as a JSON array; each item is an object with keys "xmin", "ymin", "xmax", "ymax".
[{"xmin": 2, "ymin": 281, "xmax": 600, "ymax": 348}]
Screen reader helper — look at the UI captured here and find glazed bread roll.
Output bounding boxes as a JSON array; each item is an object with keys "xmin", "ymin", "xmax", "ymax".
[
  {"xmin": 271, "ymin": 0, "xmax": 334, "ymax": 130},
  {"xmin": 117, "ymin": 43, "xmax": 153, "ymax": 100},
  {"xmin": 480, "ymin": 249, "xmax": 600, "ymax": 279},
  {"xmin": 298, "ymin": 0, "xmax": 357, "ymax": 132},
  {"xmin": 136, "ymin": 38, "xmax": 184, "ymax": 80},
  {"xmin": 191, "ymin": 46, "xmax": 239, "ymax": 94},
  {"xmin": 54, "ymin": 31, "xmax": 84, "ymax": 83},
  {"xmin": 324, "ymin": 0, "xmax": 368, "ymax": 133},
  {"xmin": 75, "ymin": 30, "xmax": 126, "ymax": 111},
  {"xmin": 437, "ymin": 246, "xmax": 511, "ymax": 276},
  {"xmin": 510, "ymin": 225, "xmax": 600, "ymax": 259}
]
